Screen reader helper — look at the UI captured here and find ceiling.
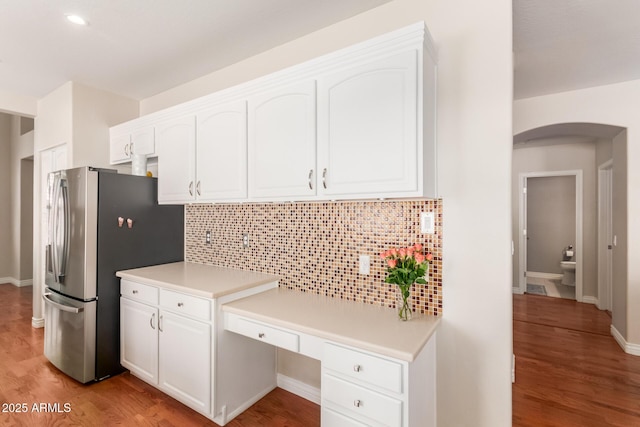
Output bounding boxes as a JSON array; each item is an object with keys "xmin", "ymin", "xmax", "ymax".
[
  {"xmin": 1, "ymin": 1, "xmax": 639, "ymax": 103},
  {"xmin": 0, "ymin": 0, "xmax": 392, "ymax": 101},
  {"xmin": 514, "ymin": 0, "xmax": 640, "ymax": 100}
]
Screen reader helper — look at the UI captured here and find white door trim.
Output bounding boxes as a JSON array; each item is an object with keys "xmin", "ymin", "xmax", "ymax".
[
  {"xmin": 518, "ymin": 170, "xmax": 583, "ymax": 302},
  {"xmin": 597, "ymin": 159, "xmax": 613, "ymax": 311}
]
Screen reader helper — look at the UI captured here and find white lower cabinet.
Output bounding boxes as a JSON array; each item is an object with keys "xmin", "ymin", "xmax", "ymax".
[
  {"xmin": 322, "ymin": 407, "xmax": 369, "ymax": 427},
  {"xmin": 322, "ymin": 343, "xmax": 404, "ymax": 427},
  {"xmin": 120, "ymin": 278, "xmax": 278, "ymax": 425},
  {"xmin": 158, "ymin": 310, "xmax": 211, "ymax": 415},
  {"xmin": 120, "ymin": 290, "xmax": 211, "ymax": 417},
  {"xmin": 224, "ymin": 309, "xmax": 436, "ymax": 427},
  {"xmin": 120, "ymin": 298, "xmax": 158, "ymax": 384}
]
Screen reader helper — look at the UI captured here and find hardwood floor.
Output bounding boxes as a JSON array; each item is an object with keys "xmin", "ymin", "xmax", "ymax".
[
  {"xmin": 513, "ymin": 294, "xmax": 640, "ymax": 426},
  {"xmin": 0, "ymin": 284, "xmax": 320, "ymax": 426}
]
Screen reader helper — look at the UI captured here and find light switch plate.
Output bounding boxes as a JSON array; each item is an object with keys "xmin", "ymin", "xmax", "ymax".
[
  {"xmin": 359, "ymin": 255, "xmax": 370, "ymax": 275},
  {"xmin": 420, "ymin": 212, "xmax": 435, "ymax": 234}
]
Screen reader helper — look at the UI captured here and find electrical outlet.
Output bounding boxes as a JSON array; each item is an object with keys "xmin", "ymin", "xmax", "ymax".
[
  {"xmin": 205, "ymin": 231, "xmax": 211, "ymax": 244},
  {"xmin": 420, "ymin": 212, "xmax": 435, "ymax": 234},
  {"xmin": 242, "ymin": 234, "xmax": 249, "ymax": 248},
  {"xmin": 359, "ymin": 255, "xmax": 370, "ymax": 275}
]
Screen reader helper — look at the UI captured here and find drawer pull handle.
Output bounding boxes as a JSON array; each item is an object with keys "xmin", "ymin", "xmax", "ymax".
[
  {"xmin": 353, "ymin": 365, "xmax": 362, "ymax": 372},
  {"xmin": 150, "ymin": 313, "xmax": 155, "ymax": 329},
  {"xmin": 258, "ymin": 333, "xmax": 265, "ymax": 338},
  {"xmin": 354, "ymin": 400, "xmax": 362, "ymax": 408},
  {"xmin": 177, "ymin": 302, "xmax": 184, "ymax": 307},
  {"xmin": 159, "ymin": 315, "xmax": 163, "ymax": 332},
  {"xmin": 132, "ymin": 290, "xmax": 138, "ymax": 294}
]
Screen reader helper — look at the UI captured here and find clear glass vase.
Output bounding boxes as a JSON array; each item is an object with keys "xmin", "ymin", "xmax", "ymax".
[{"xmin": 396, "ymin": 285, "xmax": 413, "ymax": 321}]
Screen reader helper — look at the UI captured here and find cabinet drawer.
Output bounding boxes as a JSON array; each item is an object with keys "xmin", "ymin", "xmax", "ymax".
[
  {"xmin": 322, "ymin": 373, "xmax": 402, "ymax": 427},
  {"xmin": 228, "ymin": 315, "xmax": 299, "ymax": 352},
  {"xmin": 322, "ymin": 407, "xmax": 368, "ymax": 427},
  {"xmin": 121, "ymin": 280, "xmax": 158, "ymax": 305},
  {"xmin": 159, "ymin": 289, "xmax": 211, "ymax": 321},
  {"xmin": 324, "ymin": 343, "xmax": 403, "ymax": 394}
]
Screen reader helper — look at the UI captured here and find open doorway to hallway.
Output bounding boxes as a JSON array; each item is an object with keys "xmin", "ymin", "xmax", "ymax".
[{"xmin": 524, "ymin": 174, "xmax": 578, "ymax": 300}]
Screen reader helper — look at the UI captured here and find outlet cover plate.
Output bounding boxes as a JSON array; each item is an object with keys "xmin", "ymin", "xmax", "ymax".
[{"xmin": 420, "ymin": 212, "xmax": 435, "ymax": 234}]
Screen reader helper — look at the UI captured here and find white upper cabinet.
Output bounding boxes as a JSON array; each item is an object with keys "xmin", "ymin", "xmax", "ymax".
[
  {"xmin": 248, "ymin": 81, "xmax": 316, "ymax": 199},
  {"xmin": 196, "ymin": 101, "xmax": 247, "ymax": 201},
  {"xmin": 157, "ymin": 116, "xmax": 197, "ymax": 203},
  {"xmin": 317, "ymin": 50, "xmax": 420, "ymax": 197},
  {"xmin": 110, "ymin": 133, "xmax": 132, "ymax": 164},
  {"xmin": 110, "ymin": 22, "xmax": 436, "ymax": 203},
  {"xmin": 110, "ymin": 126, "xmax": 155, "ymax": 164}
]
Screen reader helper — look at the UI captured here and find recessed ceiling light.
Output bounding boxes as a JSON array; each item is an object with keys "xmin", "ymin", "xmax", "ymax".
[{"xmin": 66, "ymin": 14, "xmax": 88, "ymax": 26}]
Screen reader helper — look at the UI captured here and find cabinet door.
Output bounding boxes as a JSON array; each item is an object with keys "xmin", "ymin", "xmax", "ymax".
[
  {"xmin": 110, "ymin": 134, "xmax": 132, "ymax": 164},
  {"xmin": 248, "ymin": 81, "xmax": 316, "ymax": 199},
  {"xmin": 157, "ymin": 116, "xmax": 196, "ymax": 203},
  {"xmin": 158, "ymin": 311, "xmax": 211, "ymax": 415},
  {"xmin": 318, "ymin": 50, "xmax": 419, "ymax": 197},
  {"xmin": 131, "ymin": 127, "xmax": 155, "ymax": 156},
  {"xmin": 196, "ymin": 101, "xmax": 247, "ymax": 201},
  {"xmin": 120, "ymin": 298, "xmax": 158, "ymax": 384}
]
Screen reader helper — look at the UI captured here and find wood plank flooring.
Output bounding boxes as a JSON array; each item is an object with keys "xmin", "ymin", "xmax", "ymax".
[
  {"xmin": 513, "ymin": 294, "xmax": 640, "ymax": 426},
  {"xmin": 0, "ymin": 284, "xmax": 319, "ymax": 426}
]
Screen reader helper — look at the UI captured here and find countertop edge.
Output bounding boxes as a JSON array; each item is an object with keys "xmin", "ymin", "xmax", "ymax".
[
  {"xmin": 116, "ymin": 264, "xmax": 280, "ymax": 299},
  {"xmin": 222, "ymin": 301, "xmax": 440, "ymax": 362}
]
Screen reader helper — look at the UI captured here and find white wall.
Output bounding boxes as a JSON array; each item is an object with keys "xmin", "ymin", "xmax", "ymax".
[
  {"xmin": 141, "ymin": 0, "xmax": 514, "ymax": 425},
  {"xmin": 514, "ymin": 80, "xmax": 640, "ymax": 347},
  {"xmin": 0, "ymin": 89, "xmax": 37, "ymax": 117},
  {"xmin": 31, "ymin": 82, "xmax": 139, "ymax": 322},
  {"xmin": 72, "ymin": 83, "xmax": 139, "ymax": 169}
]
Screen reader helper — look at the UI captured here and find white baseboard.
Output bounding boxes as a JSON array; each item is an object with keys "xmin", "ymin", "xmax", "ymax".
[
  {"xmin": 611, "ymin": 325, "xmax": 640, "ymax": 356},
  {"xmin": 526, "ymin": 271, "xmax": 563, "ymax": 280},
  {"xmin": 32, "ymin": 317, "xmax": 44, "ymax": 328},
  {"xmin": 277, "ymin": 373, "xmax": 321, "ymax": 405},
  {"xmin": 581, "ymin": 296, "xmax": 599, "ymax": 306},
  {"xmin": 0, "ymin": 277, "xmax": 33, "ymax": 287},
  {"xmin": 512, "ymin": 286, "xmax": 524, "ymax": 295}
]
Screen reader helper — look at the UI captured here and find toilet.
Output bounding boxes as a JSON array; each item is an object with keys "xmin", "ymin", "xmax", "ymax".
[{"xmin": 560, "ymin": 246, "xmax": 576, "ymax": 286}]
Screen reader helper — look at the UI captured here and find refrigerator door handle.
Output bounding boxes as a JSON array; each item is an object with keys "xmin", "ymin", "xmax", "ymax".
[
  {"xmin": 42, "ymin": 293, "xmax": 84, "ymax": 314},
  {"xmin": 58, "ymin": 179, "xmax": 71, "ymax": 282},
  {"xmin": 50, "ymin": 174, "xmax": 62, "ymax": 283}
]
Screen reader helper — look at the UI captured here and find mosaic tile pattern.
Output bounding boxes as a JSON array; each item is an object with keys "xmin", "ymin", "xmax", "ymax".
[{"xmin": 185, "ymin": 200, "xmax": 443, "ymax": 315}]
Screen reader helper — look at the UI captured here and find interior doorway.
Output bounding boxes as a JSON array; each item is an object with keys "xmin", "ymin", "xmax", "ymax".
[{"xmin": 518, "ymin": 170, "xmax": 583, "ymax": 301}]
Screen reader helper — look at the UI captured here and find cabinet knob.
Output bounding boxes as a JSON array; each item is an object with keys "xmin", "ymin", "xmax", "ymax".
[
  {"xmin": 150, "ymin": 313, "xmax": 155, "ymax": 329},
  {"xmin": 353, "ymin": 365, "xmax": 362, "ymax": 372},
  {"xmin": 354, "ymin": 400, "xmax": 362, "ymax": 408},
  {"xmin": 322, "ymin": 168, "xmax": 327, "ymax": 189},
  {"xmin": 258, "ymin": 333, "xmax": 265, "ymax": 338},
  {"xmin": 189, "ymin": 181, "xmax": 194, "ymax": 196},
  {"xmin": 308, "ymin": 169, "xmax": 314, "ymax": 190},
  {"xmin": 196, "ymin": 181, "xmax": 201, "ymax": 196},
  {"xmin": 132, "ymin": 290, "xmax": 138, "ymax": 294},
  {"xmin": 177, "ymin": 302, "xmax": 184, "ymax": 307}
]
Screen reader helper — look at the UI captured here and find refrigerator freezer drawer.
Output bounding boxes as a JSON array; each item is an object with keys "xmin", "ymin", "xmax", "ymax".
[{"xmin": 43, "ymin": 291, "xmax": 97, "ymax": 383}]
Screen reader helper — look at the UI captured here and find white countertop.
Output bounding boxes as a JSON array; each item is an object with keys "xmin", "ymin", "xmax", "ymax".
[
  {"xmin": 116, "ymin": 261, "xmax": 280, "ymax": 299},
  {"xmin": 222, "ymin": 288, "xmax": 440, "ymax": 362}
]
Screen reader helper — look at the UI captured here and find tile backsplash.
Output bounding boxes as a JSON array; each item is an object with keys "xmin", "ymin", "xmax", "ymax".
[{"xmin": 186, "ymin": 199, "xmax": 443, "ymax": 316}]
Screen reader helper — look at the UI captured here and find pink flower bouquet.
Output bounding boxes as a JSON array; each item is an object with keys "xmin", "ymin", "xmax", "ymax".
[{"xmin": 380, "ymin": 244, "xmax": 432, "ymax": 321}]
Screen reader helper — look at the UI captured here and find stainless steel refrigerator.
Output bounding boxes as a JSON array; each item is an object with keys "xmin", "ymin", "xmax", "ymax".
[{"xmin": 43, "ymin": 166, "xmax": 184, "ymax": 383}]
